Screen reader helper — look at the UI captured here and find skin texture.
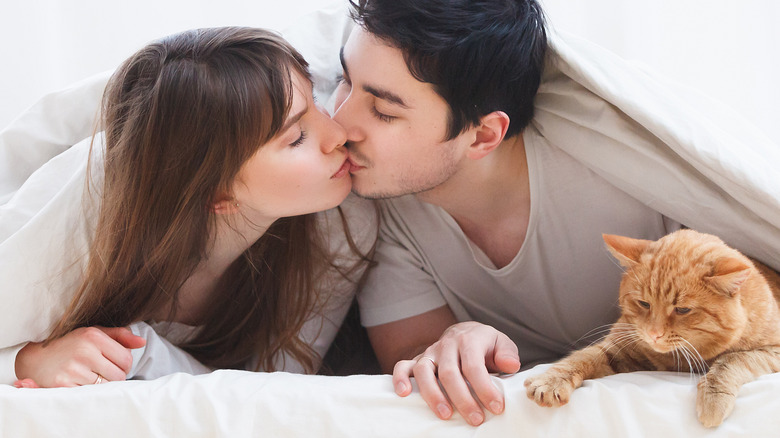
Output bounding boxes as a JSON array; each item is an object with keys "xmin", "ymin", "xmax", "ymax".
[{"xmin": 524, "ymin": 229, "xmax": 780, "ymax": 428}]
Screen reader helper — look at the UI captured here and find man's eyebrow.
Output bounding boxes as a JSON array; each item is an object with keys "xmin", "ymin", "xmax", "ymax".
[
  {"xmin": 363, "ymin": 85, "xmax": 409, "ymax": 108},
  {"xmin": 340, "ymin": 46, "xmax": 410, "ymax": 109},
  {"xmin": 282, "ymin": 107, "xmax": 307, "ymax": 132}
]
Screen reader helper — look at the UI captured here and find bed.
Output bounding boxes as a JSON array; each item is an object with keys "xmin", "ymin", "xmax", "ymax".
[{"xmin": 1, "ymin": 3, "xmax": 779, "ymax": 437}]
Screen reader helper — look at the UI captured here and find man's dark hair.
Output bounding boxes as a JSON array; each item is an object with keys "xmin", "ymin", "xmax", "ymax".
[{"xmin": 349, "ymin": 0, "xmax": 547, "ymax": 140}]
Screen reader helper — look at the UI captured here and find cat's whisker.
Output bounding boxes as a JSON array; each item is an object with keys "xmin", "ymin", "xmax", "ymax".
[
  {"xmin": 675, "ymin": 340, "xmax": 709, "ymax": 390},
  {"xmin": 672, "ymin": 345, "xmax": 682, "ymax": 373},
  {"xmin": 579, "ymin": 325, "xmax": 638, "ymax": 351},
  {"xmin": 574, "ymin": 323, "xmax": 634, "ymax": 348},
  {"xmin": 679, "ymin": 338, "xmax": 709, "ymax": 376},
  {"xmin": 589, "ymin": 333, "xmax": 643, "ymax": 367},
  {"xmin": 604, "ymin": 331, "xmax": 641, "ymax": 348},
  {"xmin": 674, "ymin": 342, "xmax": 701, "ymax": 384},
  {"xmin": 607, "ymin": 335, "xmax": 644, "ymax": 361}
]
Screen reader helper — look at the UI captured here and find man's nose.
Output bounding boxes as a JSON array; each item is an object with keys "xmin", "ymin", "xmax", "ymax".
[{"xmin": 332, "ymin": 94, "xmax": 365, "ymax": 143}]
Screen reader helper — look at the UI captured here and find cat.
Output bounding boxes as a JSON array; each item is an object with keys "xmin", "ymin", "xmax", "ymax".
[{"xmin": 524, "ymin": 229, "xmax": 780, "ymax": 428}]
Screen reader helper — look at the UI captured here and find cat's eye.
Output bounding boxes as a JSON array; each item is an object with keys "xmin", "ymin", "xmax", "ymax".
[
  {"xmin": 675, "ymin": 307, "xmax": 691, "ymax": 315},
  {"xmin": 637, "ymin": 300, "xmax": 651, "ymax": 309}
]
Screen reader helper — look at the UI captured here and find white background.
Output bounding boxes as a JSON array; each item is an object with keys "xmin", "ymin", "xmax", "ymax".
[{"xmin": 1, "ymin": 0, "xmax": 779, "ymax": 143}]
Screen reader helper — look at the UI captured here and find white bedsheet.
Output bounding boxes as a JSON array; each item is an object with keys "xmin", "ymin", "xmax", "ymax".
[
  {"xmin": 2, "ymin": 365, "xmax": 779, "ymax": 437},
  {"xmin": 1, "ymin": 3, "xmax": 779, "ymax": 437}
]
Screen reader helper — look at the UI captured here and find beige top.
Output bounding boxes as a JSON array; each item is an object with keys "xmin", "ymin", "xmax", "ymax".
[{"xmin": 359, "ymin": 126, "xmax": 681, "ymax": 366}]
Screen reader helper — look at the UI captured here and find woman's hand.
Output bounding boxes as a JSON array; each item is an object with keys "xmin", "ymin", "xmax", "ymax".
[
  {"xmin": 391, "ymin": 322, "xmax": 521, "ymax": 426},
  {"xmin": 14, "ymin": 326, "xmax": 146, "ymax": 388}
]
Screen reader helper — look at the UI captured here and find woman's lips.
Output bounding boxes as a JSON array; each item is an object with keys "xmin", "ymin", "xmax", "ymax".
[{"xmin": 331, "ymin": 158, "xmax": 351, "ymax": 179}]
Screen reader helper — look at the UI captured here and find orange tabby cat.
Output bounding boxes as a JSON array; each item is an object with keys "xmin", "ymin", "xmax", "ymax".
[{"xmin": 524, "ymin": 229, "xmax": 780, "ymax": 428}]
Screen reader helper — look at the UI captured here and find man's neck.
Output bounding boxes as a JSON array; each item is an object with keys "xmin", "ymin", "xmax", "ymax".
[{"xmin": 417, "ymin": 134, "xmax": 531, "ymax": 268}]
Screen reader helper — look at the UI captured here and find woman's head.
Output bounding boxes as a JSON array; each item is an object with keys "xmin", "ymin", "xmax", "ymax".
[{"xmin": 102, "ymin": 27, "xmax": 349, "ymax": 232}]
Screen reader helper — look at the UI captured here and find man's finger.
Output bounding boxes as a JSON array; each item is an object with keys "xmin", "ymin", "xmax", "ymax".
[
  {"xmin": 392, "ymin": 360, "xmax": 416, "ymax": 396},
  {"xmin": 413, "ymin": 359, "xmax": 454, "ymax": 421},
  {"xmin": 460, "ymin": 350, "xmax": 504, "ymax": 415},
  {"xmin": 492, "ymin": 334, "xmax": 521, "ymax": 374}
]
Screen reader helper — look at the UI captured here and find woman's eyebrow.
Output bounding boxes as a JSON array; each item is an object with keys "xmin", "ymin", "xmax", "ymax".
[{"xmin": 282, "ymin": 106, "xmax": 307, "ymax": 132}]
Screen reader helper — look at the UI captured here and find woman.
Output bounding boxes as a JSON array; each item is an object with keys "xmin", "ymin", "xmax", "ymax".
[{"xmin": 3, "ymin": 27, "xmax": 375, "ymax": 387}]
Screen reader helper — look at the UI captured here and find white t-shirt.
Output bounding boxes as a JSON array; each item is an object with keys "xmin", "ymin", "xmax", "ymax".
[
  {"xmin": 0, "ymin": 136, "xmax": 377, "ymax": 383},
  {"xmin": 359, "ymin": 126, "xmax": 682, "ymax": 366}
]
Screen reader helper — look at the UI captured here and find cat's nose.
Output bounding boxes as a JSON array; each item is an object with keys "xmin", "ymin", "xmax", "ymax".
[{"xmin": 648, "ymin": 329, "xmax": 664, "ymax": 341}]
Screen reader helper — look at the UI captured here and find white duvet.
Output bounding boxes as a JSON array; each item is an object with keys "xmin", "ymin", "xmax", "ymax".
[
  {"xmin": 1, "ymin": 4, "xmax": 779, "ymax": 437},
  {"xmin": 2, "ymin": 366, "xmax": 780, "ymax": 437}
]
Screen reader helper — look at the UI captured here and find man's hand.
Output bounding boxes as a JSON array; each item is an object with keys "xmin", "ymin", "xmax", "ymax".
[
  {"xmin": 392, "ymin": 322, "xmax": 520, "ymax": 426},
  {"xmin": 15, "ymin": 326, "xmax": 146, "ymax": 388}
]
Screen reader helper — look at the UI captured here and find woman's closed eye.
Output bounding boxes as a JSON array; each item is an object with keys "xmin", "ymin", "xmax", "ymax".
[{"xmin": 289, "ymin": 130, "xmax": 307, "ymax": 147}]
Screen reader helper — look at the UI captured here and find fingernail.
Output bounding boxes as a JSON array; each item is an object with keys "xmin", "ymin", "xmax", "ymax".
[
  {"xmin": 469, "ymin": 412, "xmax": 484, "ymax": 426},
  {"xmin": 437, "ymin": 403, "xmax": 451, "ymax": 419},
  {"xmin": 395, "ymin": 381, "xmax": 407, "ymax": 394},
  {"xmin": 489, "ymin": 400, "xmax": 503, "ymax": 414}
]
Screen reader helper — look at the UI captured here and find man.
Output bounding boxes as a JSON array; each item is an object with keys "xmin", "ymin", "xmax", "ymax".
[{"xmin": 331, "ymin": 0, "xmax": 779, "ymax": 427}]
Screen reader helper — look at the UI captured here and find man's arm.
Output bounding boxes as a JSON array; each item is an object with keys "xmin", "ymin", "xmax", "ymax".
[
  {"xmin": 367, "ymin": 305, "xmax": 456, "ymax": 374},
  {"xmin": 367, "ymin": 306, "xmax": 521, "ymax": 426}
]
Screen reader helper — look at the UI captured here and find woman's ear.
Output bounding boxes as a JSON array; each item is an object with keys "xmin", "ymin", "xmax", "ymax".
[
  {"xmin": 467, "ymin": 111, "xmax": 510, "ymax": 160},
  {"xmin": 211, "ymin": 198, "xmax": 240, "ymax": 215}
]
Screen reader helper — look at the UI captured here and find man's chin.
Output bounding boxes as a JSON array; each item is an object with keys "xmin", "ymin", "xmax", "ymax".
[
  {"xmin": 350, "ymin": 180, "xmax": 399, "ymax": 200},
  {"xmin": 350, "ymin": 187, "xmax": 386, "ymax": 200},
  {"xmin": 350, "ymin": 177, "xmax": 443, "ymax": 200}
]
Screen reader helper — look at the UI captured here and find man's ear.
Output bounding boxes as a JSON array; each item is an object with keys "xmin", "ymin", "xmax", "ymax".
[{"xmin": 467, "ymin": 111, "xmax": 510, "ymax": 160}]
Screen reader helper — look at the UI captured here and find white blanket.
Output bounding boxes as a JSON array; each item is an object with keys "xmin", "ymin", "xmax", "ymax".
[
  {"xmin": 1, "ymin": 366, "xmax": 780, "ymax": 437},
  {"xmin": 1, "ymin": 3, "xmax": 779, "ymax": 437}
]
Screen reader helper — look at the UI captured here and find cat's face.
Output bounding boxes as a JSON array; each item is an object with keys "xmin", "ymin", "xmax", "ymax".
[{"xmin": 604, "ymin": 230, "xmax": 752, "ymax": 360}]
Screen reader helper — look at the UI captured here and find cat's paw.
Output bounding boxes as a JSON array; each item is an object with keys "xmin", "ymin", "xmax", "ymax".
[
  {"xmin": 696, "ymin": 383, "xmax": 736, "ymax": 428},
  {"xmin": 524, "ymin": 373, "xmax": 576, "ymax": 407}
]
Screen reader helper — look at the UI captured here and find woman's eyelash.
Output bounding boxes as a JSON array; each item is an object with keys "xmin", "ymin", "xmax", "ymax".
[
  {"xmin": 290, "ymin": 130, "xmax": 307, "ymax": 147},
  {"xmin": 371, "ymin": 107, "xmax": 395, "ymax": 123}
]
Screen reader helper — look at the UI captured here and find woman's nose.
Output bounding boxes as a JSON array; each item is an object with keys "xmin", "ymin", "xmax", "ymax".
[{"xmin": 320, "ymin": 109, "xmax": 347, "ymax": 153}]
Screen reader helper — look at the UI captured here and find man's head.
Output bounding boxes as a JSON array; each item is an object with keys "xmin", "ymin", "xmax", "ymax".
[{"xmin": 333, "ymin": 0, "xmax": 547, "ymax": 198}]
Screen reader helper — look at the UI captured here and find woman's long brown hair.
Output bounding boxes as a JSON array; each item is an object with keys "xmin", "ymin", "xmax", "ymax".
[{"xmin": 48, "ymin": 27, "xmax": 356, "ymax": 372}]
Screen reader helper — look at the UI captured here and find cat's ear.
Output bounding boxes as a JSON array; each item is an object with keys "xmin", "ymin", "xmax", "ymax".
[
  {"xmin": 603, "ymin": 234, "xmax": 652, "ymax": 268},
  {"xmin": 704, "ymin": 257, "xmax": 751, "ymax": 297}
]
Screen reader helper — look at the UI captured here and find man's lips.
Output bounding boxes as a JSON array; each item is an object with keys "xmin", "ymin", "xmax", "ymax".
[{"xmin": 347, "ymin": 157, "xmax": 365, "ymax": 172}]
